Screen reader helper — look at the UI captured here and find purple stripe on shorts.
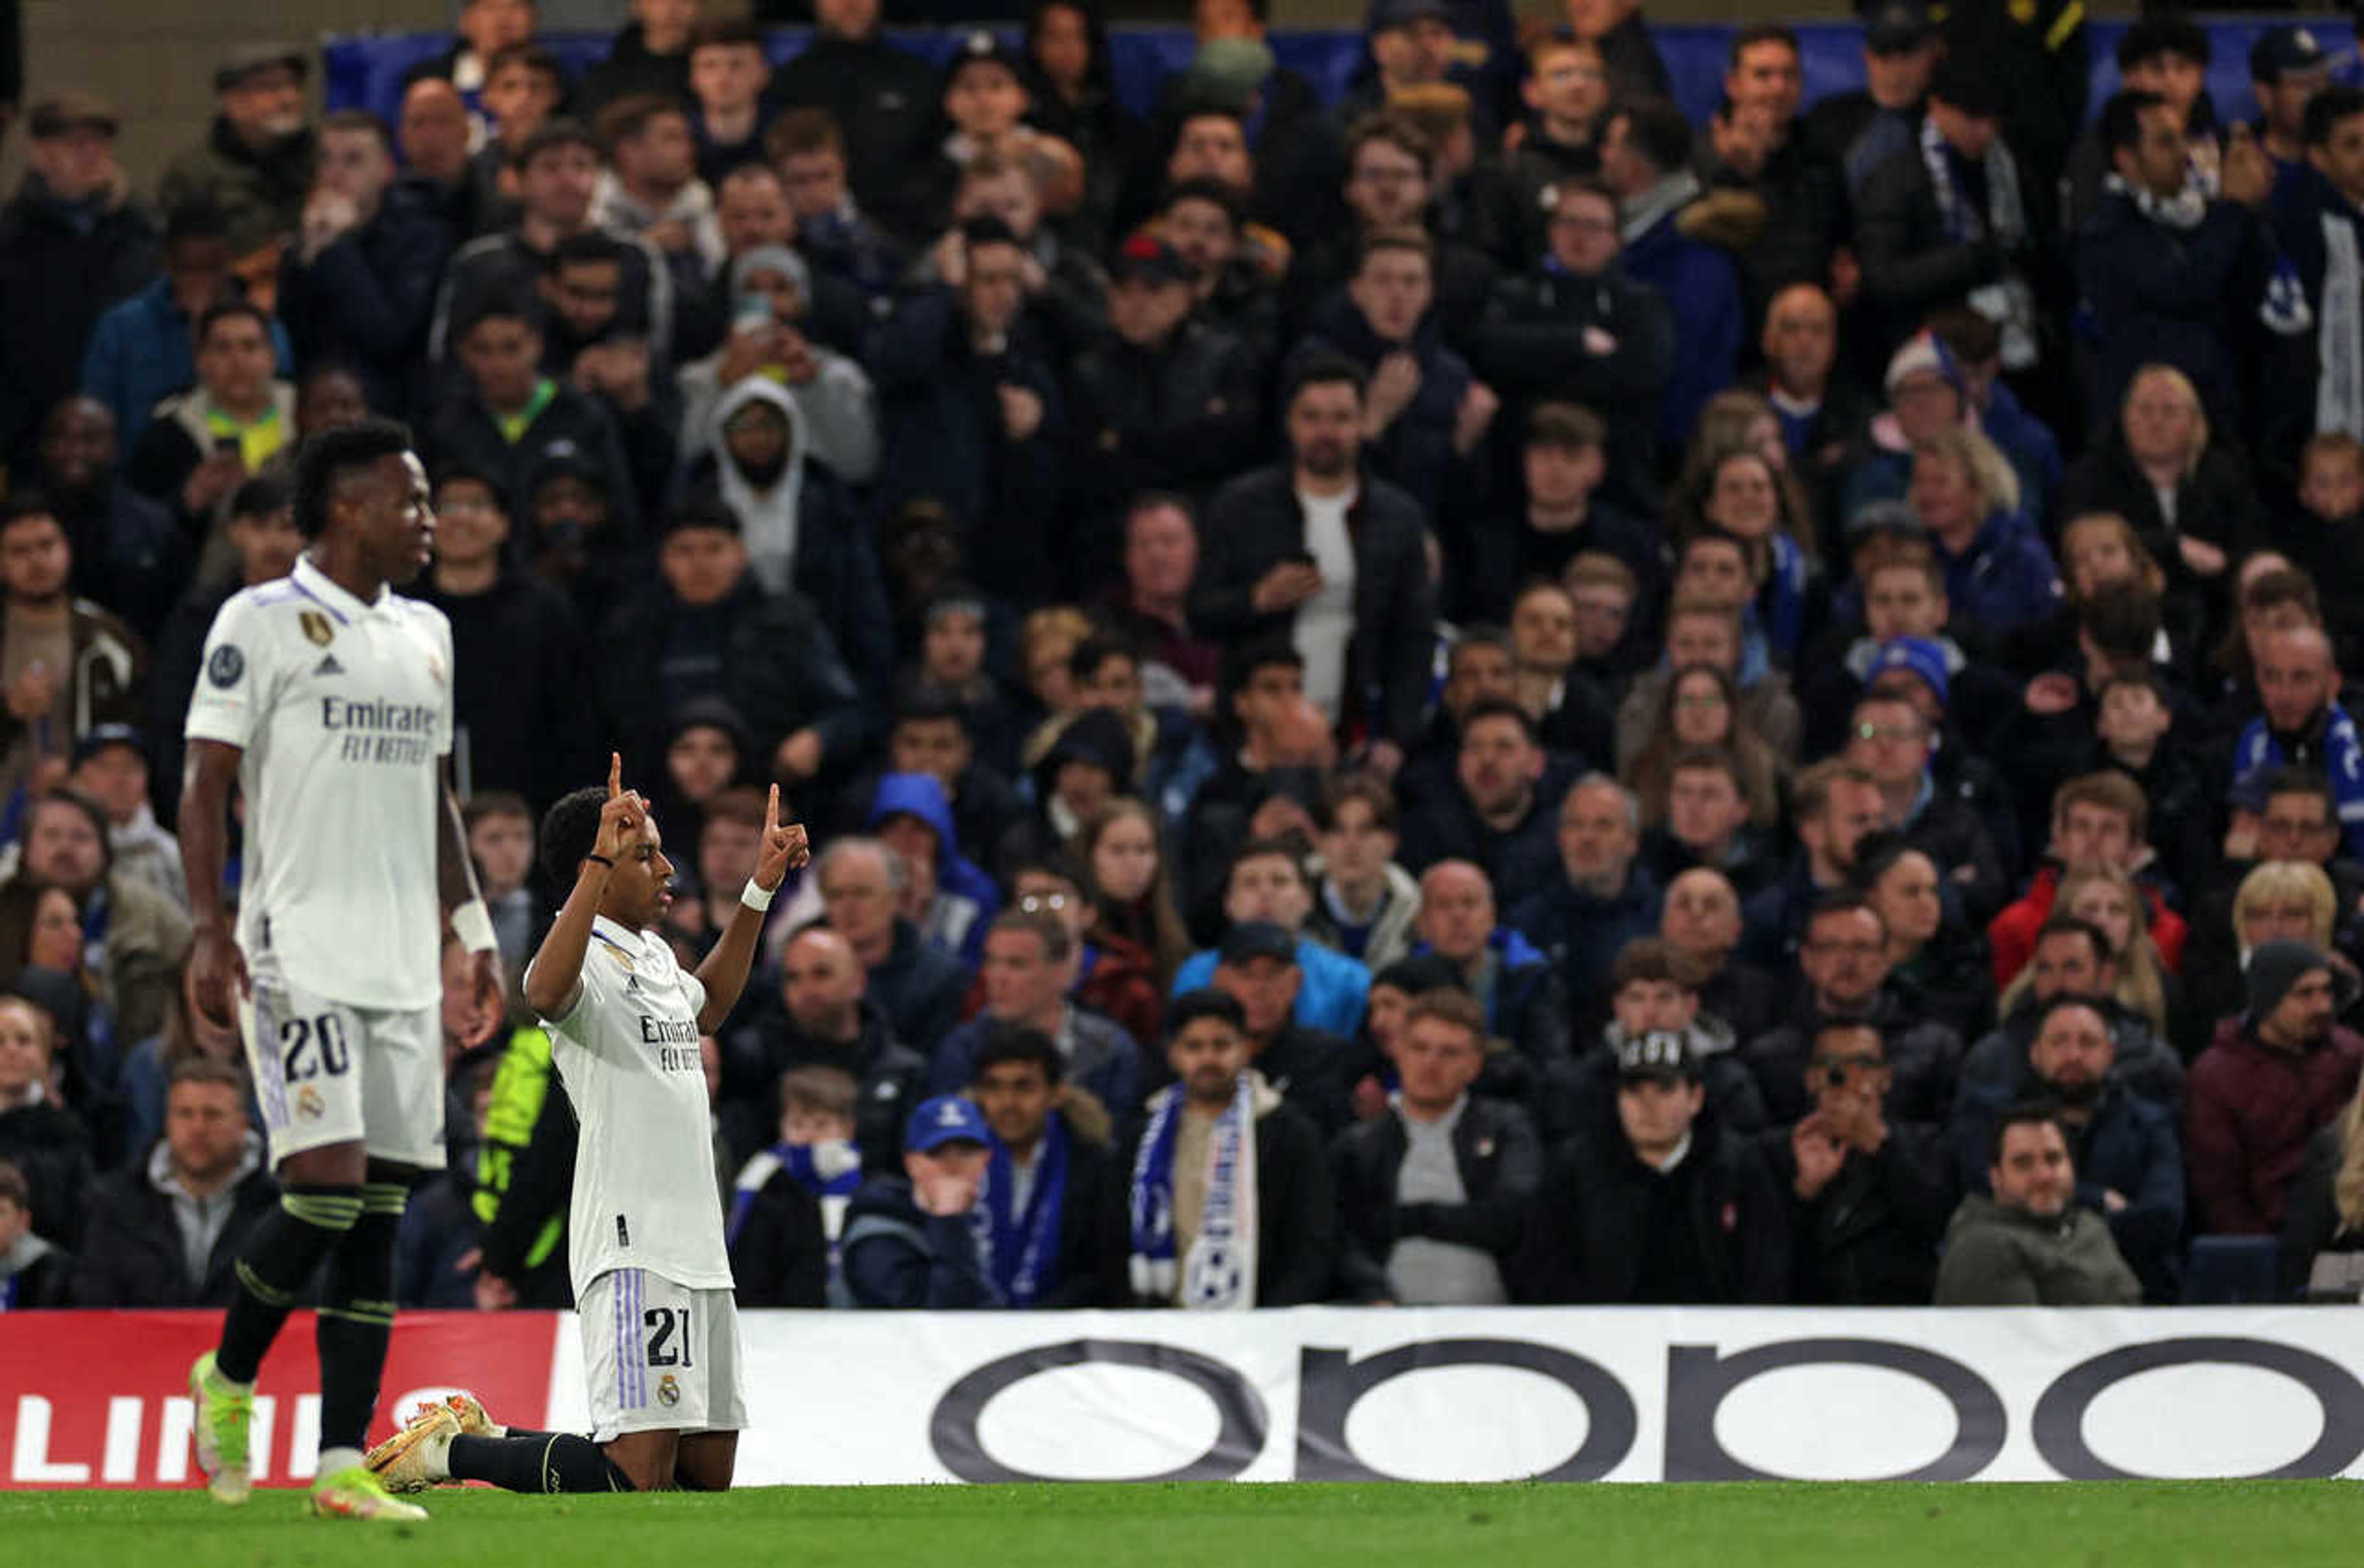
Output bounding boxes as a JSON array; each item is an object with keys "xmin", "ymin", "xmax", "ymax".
[
  {"xmin": 629, "ymin": 1270, "xmax": 645, "ymax": 1409},
  {"xmin": 614, "ymin": 1272, "xmax": 630, "ymax": 1412}
]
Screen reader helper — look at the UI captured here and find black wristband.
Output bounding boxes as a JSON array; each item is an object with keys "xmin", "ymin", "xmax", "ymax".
[{"xmin": 584, "ymin": 854, "xmax": 615, "ymax": 869}]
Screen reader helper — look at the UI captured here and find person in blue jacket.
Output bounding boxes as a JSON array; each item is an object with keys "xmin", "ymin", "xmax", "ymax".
[
  {"xmin": 1907, "ymin": 422, "xmax": 2060, "ymax": 642},
  {"xmin": 1171, "ymin": 837, "xmax": 1372, "ymax": 1039},
  {"xmin": 866, "ymin": 770, "xmax": 1002, "ymax": 970},
  {"xmin": 841, "ymin": 1095, "xmax": 1002, "ymax": 1309}
]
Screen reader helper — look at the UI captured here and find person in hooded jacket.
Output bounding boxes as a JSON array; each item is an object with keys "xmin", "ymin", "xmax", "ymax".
[
  {"xmin": 677, "ymin": 244, "xmax": 879, "ymax": 483},
  {"xmin": 867, "ymin": 771, "xmax": 1002, "ymax": 972},
  {"xmin": 677, "ymin": 374, "xmax": 895, "ymax": 698}
]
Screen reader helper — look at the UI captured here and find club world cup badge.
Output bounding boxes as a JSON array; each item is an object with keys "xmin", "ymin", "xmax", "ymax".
[
  {"xmin": 657, "ymin": 1373, "xmax": 681, "ymax": 1408},
  {"xmin": 300, "ymin": 610, "xmax": 334, "ymax": 647}
]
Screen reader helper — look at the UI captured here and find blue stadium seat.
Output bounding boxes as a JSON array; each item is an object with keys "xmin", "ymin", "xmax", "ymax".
[{"xmin": 2181, "ymin": 1235, "xmax": 2280, "ymax": 1305}]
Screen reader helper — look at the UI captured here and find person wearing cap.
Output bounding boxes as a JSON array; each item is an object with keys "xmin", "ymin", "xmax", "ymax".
[
  {"xmin": 928, "ymin": 901, "xmax": 1145, "ymax": 1120},
  {"xmin": 2251, "ymin": 25, "xmax": 2332, "ymax": 180},
  {"xmin": 412, "ymin": 465, "xmax": 598, "ymax": 815},
  {"xmin": 596, "ymin": 499, "xmax": 867, "ymax": 793},
  {"xmin": 1552, "ymin": 935, "xmax": 1765, "ymax": 1144},
  {"xmin": 2078, "ymin": 90, "xmax": 2284, "ymax": 441},
  {"xmin": 678, "ymin": 370, "xmax": 893, "ymax": 699},
  {"xmin": 1597, "ymin": 99, "xmax": 1741, "ymax": 457},
  {"xmin": 158, "ymin": 45, "xmax": 316, "ymax": 263},
  {"xmin": 762, "ymin": 0, "xmax": 939, "ymax": 244},
  {"xmin": 838, "ymin": 1092, "xmax": 1000, "ymax": 1308},
  {"xmin": 933, "ymin": 30, "xmax": 1084, "ymax": 228},
  {"xmin": 275, "ymin": 109, "xmax": 454, "ymax": 422},
  {"xmin": 1173, "ymin": 840, "xmax": 1374, "ymax": 1043},
  {"xmin": 1514, "ymin": 1019, "xmax": 1787, "ymax": 1305},
  {"xmin": 1120, "ymin": 986, "xmax": 1335, "ymax": 1308},
  {"xmin": 2187, "ymin": 939, "xmax": 2364, "ymax": 1236},
  {"xmin": 1469, "ymin": 175, "xmax": 1674, "ymax": 517},
  {"xmin": 0, "ymin": 94, "xmax": 156, "ymax": 471},
  {"xmin": 418, "ymin": 291, "xmax": 643, "ymax": 541},
  {"xmin": 1191, "ymin": 352, "xmax": 1436, "ymax": 768},
  {"xmin": 1854, "ymin": 50, "xmax": 2045, "ymax": 370},
  {"xmin": 1946, "ymin": 995, "xmax": 2182, "ymax": 1299},
  {"xmin": 867, "ymin": 214, "xmax": 1066, "ymax": 606},
  {"xmin": 1332, "ymin": 987, "xmax": 1539, "ymax": 1305},
  {"xmin": 1800, "ymin": 535, "xmax": 1994, "ymax": 759},
  {"xmin": 430, "ymin": 119, "xmax": 674, "ymax": 368},
  {"xmin": 1803, "ymin": 1, "xmax": 1937, "ymax": 200},
  {"xmin": 1934, "ymin": 1103, "xmax": 2139, "ymax": 1306},
  {"xmin": 1069, "ymin": 230, "xmax": 1261, "ymax": 569}
]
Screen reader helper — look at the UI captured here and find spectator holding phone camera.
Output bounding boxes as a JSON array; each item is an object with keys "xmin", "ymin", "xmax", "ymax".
[{"xmin": 678, "ymin": 243, "xmax": 878, "ymax": 484}]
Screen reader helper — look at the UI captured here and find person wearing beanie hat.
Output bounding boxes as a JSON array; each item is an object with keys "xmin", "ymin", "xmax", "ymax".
[
  {"xmin": 159, "ymin": 44, "xmax": 316, "ymax": 261},
  {"xmin": 676, "ymin": 241, "xmax": 880, "ymax": 488},
  {"xmin": 2187, "ymin": 939, "xmax": 2364, "ymax": 1235},
  {"xmin": 1854, "ymin": 47, "xmax": 2042, "ymax": 371}
]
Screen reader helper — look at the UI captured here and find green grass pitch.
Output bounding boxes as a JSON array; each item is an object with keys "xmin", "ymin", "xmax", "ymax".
[{"xmin": 7, "ymin": 1480, "xmax": 2363, "ymax": 1567}]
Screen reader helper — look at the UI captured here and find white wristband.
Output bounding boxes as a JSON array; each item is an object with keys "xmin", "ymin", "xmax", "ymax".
[
  {"xmin": 740, "ymin": 880, "xmax": 777, "ymax": 912},
  {"xmin": 451, "ymin": 899, "xmax": 498, "ymax": 955}
]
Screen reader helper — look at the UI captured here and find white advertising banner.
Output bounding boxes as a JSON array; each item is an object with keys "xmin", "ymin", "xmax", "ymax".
[{"xmin": 542, "ymin": 1307, "xmax": 2364, "ymax": 1485}]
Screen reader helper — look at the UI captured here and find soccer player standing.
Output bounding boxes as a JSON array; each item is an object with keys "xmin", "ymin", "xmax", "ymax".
[
  {"xmin": 181, "ymin": 419, "xmax": 505, "ymax": 1522},
  {"xmin": 368, "ymin": 756, "xmax": 806, "ymax": 1495}
]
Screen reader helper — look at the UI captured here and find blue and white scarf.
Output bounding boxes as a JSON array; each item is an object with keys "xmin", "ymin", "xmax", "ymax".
[
  {"xmin": 1129, "ymin": 1076, "xmax": 1259, "ymax": 1311},
  {"xmin": 2237, "ymin": 705, "xmax": 2364, "ymax": 861},
  {"xmin": 728, "ymin": 1138, "xmax": 862, "ymax": 1281},
  {"xmin": 973, "ymin": 1114, "xmax": 1071, "ymax": 1308},
  {"xmin": 1919, "ymin": 115, "xmax": 2038, "ymax": 370}
]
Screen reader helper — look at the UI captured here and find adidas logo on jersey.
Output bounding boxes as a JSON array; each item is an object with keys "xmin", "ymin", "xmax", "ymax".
[{"xmin": 315, "ymin": 654, "xmax": 345, "ymax": 677}]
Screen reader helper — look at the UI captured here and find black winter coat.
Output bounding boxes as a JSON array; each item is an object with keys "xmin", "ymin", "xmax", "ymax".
[
  {"xmin": 1513, "ymin": 1123, "xmax": 1790, "ymax": 1304},
  {"xmin": 1330, "ymin": 1096, "xmax": 1541, "ymax": 1303},
  {"xmin": 0, "ymin": 178, "xmax": 158, "ymax": 463},
  {"xmin": 66, "ymin": 1158, "xmax": 278, "ymax": 1306}
]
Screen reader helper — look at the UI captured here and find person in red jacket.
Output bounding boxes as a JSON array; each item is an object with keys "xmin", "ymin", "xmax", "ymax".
[
  {"xmin": 2186, "ymin": 940, "xmax": 2364, "ymax": 1234},
  {"xmin": 1987, "ymin": 770, "xmax": 2186, "ymax": 987}
]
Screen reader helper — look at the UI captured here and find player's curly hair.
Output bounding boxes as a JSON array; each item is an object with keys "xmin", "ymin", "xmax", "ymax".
[
  {"xmin": 293, "ymin": 416, "xmax": 414, "ymax": 540},
  {"xmin": 538, "ymin": 785, "xmax": 610, "ymax": 883}
]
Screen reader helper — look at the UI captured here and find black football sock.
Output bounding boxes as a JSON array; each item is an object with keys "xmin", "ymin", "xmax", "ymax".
[
  {"xmin": 446, "ymin": 1433, "xmax": 637, "ymax": 1494},
  {"xmin": 215, "ymin": 1185, "xmax": 362, "ymax": 1383},
  {"xmin": 315, "ymin": 1184, "xmax": 404, "ymax": 1455}
]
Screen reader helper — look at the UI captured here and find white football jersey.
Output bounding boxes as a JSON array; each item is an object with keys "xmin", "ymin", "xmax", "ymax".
[
  {"xmin": 184, "ymin": 557, "xmax": 454, "ymax": 1010},
  {"xmin": 537, "ymin": 915, "xmax": 733, "ymax": 1292}
]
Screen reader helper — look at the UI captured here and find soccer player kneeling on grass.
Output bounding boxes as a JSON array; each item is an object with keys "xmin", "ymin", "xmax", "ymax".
[{"xmin": 367, "ymin": 755, "xmax": 807, "ymax": 1494}]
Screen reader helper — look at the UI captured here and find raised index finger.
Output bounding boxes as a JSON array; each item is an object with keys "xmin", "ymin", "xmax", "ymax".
[
  {"xmin": 766, "ymin": 783, "xmax": 780, "ymax": 835},
  {"xmin": 607, "ymin": 751, "xmax": 622, "ymax": 800}
]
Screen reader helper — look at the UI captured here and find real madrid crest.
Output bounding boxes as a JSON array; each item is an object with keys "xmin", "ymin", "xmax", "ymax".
[
  {"xmin": 657, "ymin": 1373, "xmax": 681, "ymax": 1408},
  {"xmin": 300, "ymin": 610, "xmax": 334, "ymax": 647}
]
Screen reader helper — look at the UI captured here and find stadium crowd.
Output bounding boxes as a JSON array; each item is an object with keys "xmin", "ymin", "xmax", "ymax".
[{"xmin": 4, "ymin": 0, "xmax": 2364, "ymax": 1316}]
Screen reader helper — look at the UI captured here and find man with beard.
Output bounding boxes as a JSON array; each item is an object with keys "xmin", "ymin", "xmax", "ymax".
[
  {"xmin": 1949, "ymin": 995, "xmax": 2183, "ymax": 1298},
  {"xmin": 2233, "ymin": 627, "xmax": 2364, "ymax": 862},
  {"xmin": 24, "ymin": 398, "xmax": 185, "ymax": 641},
  {"xmin": 1397, "ymin": 700, "xmax": 1562, "ymax": 913},
  {"xmin": 1192, "ymin": 355, "xmax": 1434, "ymax": 776},
  {"xmin": 1935, "ymin": 1104, "xmax": 2140, "ymax": 1305},
  {"xmin": 2187, "ymin": 940, "xmax": 2364, "ymax": 1234}
]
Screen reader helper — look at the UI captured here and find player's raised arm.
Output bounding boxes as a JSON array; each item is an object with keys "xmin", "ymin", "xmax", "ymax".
[
  {"xmin": 523, "ymin": 754, "xmax": 646, "ymax": 1021},
  {"xmin": 694, "ymin": 782, "xmax": 810, "ymax": 1033},
  {"xmin": 179, "ymin": 737, "xmax": 250, "ymax": 1027}
]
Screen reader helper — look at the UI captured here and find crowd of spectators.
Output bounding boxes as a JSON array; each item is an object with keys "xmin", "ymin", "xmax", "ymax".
[{"xmin": 6, "ymin": 0, "xmax": 2364, "ymax": 1315}]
